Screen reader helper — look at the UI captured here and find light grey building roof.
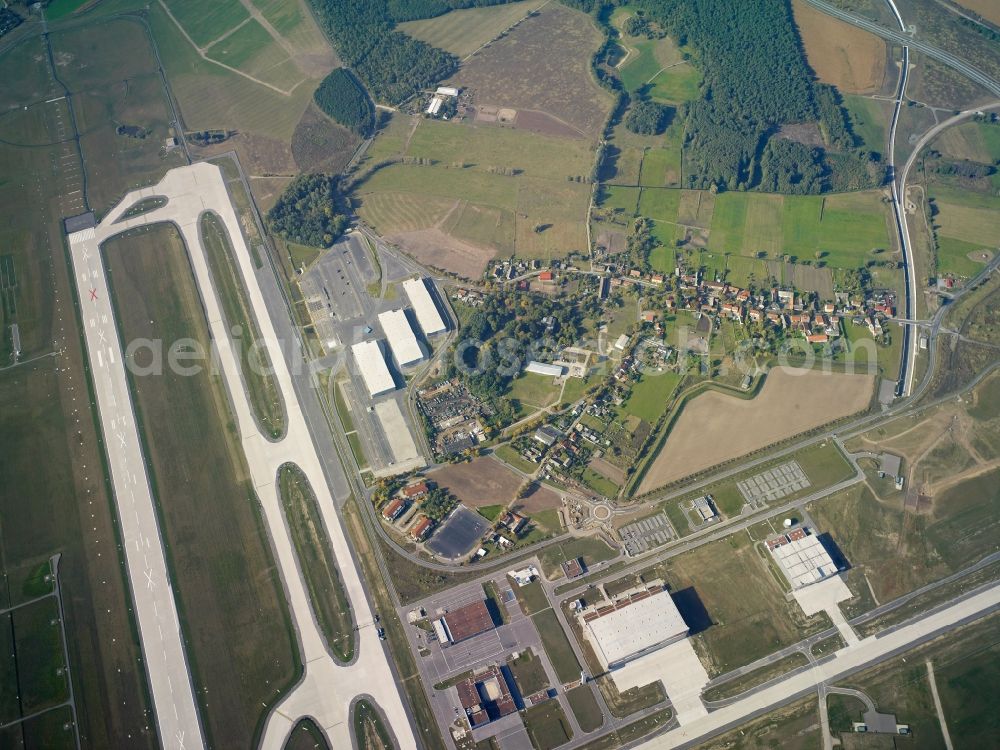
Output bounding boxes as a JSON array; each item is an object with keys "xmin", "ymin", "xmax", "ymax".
[
  {"xmin": 771, "ymin": 531, "xmax": 838, "ymax": 589},
  {"xmin": 378, "ymin": 309, "xmax": 424, "ymax": 366},
  {"xmin": 351, "ymin": 340, "xmax": 396, "ymax": 397},
  {"xmin": 879, "ymin": 453, "xmax": 902, "ymax": 477},
  {"xmin": 585, "ymin": 590, "xmax": 688, "ymax": 669},
  {"xmin": 402, "ymin": 278, "xmax": 446, "ymax": 335}
]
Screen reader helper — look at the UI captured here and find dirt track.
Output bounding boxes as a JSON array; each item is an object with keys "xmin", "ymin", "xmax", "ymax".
[{"xmin": 637, "ymin": 368, "xmax": 875, "ymax": 494}]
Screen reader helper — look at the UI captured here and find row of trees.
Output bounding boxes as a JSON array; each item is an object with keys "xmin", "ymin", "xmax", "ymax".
[
  {"xmin": 266, "ymin": 174, "xmax": 348, "ymax": 248},
  {"xmin": 313, "ymin": 69, "xmax": 376, "ymax": 136}
]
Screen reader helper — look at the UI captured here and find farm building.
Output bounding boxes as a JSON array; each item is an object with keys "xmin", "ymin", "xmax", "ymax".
[
  {"xmin": 351, "ymin": 340, "xmax": 396, "ymax": 398},
  {"xmin": 403, "ymin": 278, "xmax": 447, "ymax": 335},
  {"xmin": 436, "ymin": 86, "xmax": 460, "ymax": 97},
  {"xmin": 766, "ymin": 527, "xmax": 839, "ymax": 589},
  {"xmin": 378, "ymin": 309, "xmax": 424, "ymax": 367},
  {"xmin": 583, "ymin": 586, "xmax": 688, "ymax": 670},
  {"xmin": 525, "ymin": 361, "xmax": 565, "ymax": 377},
  {"xmin": 425, "ymin": 96, "xmax": 443, "ymax": 115},
  {"xmin": 438, "ymin": 599, "xmax": 495, "ymax": 644}
]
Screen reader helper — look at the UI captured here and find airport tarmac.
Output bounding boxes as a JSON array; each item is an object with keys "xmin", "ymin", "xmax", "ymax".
[{"xmin": 72, "ymin": 164, "xmax": 418, "ymax": 750}]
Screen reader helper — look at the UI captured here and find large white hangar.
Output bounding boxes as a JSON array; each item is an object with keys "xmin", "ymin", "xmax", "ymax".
[
  {"xmin": 582, "ymin": 585, "xmax": 689, "ymax": 670},
  {"xmin": 351, "ymin": 340, "xmax": 396, "ymax": 398},
  {"xmin": 378, "ymin": 309, "xmax": 424, "ymax": 367},
  {"xmin": 403, "ymin": 277, "xmax": 446, "ymax": 336}
]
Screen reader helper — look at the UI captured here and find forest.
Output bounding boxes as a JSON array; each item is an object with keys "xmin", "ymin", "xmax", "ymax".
[
  {"xmin": 307, "ymin": 0, "xmax": 514, "ymax": 103},
  {"xmin": 314, "ymin": 69, "xmax": 376, "ymax": 136},
  {"xmin": 632, "ymin": 0, "xmax": 883, "ymax": 193},
  {"xmin": 267, "ymin": 174, "xmax": 348, "ymax": 248}
]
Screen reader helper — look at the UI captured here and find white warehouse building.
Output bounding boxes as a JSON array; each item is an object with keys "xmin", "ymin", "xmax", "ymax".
[
  {"xmin": 351, "ymin": 340, "xmax": 396, "ymax": 398},
  {"xmin": 583, "ymin": 587, "xmax": 689, "ymax": 670},
  {"xmin": 403, "ymin": 278, "xmax": 446, "ymax": 336},
  {"xmin": 378, "ymin": 309, "xmax": 424, "ymax": 367}
]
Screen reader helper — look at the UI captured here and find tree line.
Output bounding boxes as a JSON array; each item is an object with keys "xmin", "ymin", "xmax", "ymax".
[{"xmin": 307, "ymin": 0, "xmax": 514, "ymax": 104}]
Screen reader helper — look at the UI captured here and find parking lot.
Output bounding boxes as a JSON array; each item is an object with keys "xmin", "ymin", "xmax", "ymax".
[
  {"xmin": 620, "ymin": 512, "xmax": 676, "ymax": 555},
  {"xmin": 737, "ymin": 460, "xmax": 810, "ymax": 506},
  {"xmin": 426, "ymin": 506, "xmax": 490, "ymax": 560},
  {"xmin": 299, "ymin": 233, "xmax": 377, "ymax": 347}
]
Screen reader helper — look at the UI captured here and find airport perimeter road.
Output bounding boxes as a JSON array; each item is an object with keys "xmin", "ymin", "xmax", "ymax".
[
  {"xmin": 68, "ymin": 223, "xmax": 205, "ymax": 749},
  {"xmin": 88, "ymin": 164, "xmax": 418, "ymax": 750},
  {"xmin": 632, "ymin": 582, "xmax": 1000, "ymax": 749}
]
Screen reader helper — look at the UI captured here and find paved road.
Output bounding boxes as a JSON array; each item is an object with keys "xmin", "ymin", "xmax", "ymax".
[
  {"xmin": 68, "ymin": 210, "xmax": 205, "ymax": 750},
  {"xmin": 631, "ymin": 582, "xmax": 1000, "ymax": 749},
  {"xmin": 81, "ymin": 164, "xmax": 419, "ymax": 750}
]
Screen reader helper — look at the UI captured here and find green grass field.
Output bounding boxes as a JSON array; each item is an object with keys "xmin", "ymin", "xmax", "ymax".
[
  {"xmin": 567, "ymin": 685, "xmax": 604, "ymax": 732},
  {"xmin": 637, "ymin": 187, "xmax": 681, "ymax": 223},
  {"xmin": 935, "ymin": 119, "xmax": 1000, "ymax": 164},
  {"xmin": 279, "ymin": 464, "xmax": 356, "ymax": 662},
  {"xmin": 930, "ymin": 186, "xmax": 1000, "ymax": 274},
  {"xmin": 538, "ymin": 537, "xmax": 618, "ymax": 579},
  {"xmin": 163, "ymin": 0, "xmax": 250, "ymax": 47},
  {"xmin": 708, "ymin": 190, "xmax": 892, "ymax": 269},
  {"xmin": 398, "ymin": 0, "xmax": 547, "ymax": 58},
  {"xmin": 354, "ymin": 120, "xmax": 593, "ymax": 259},
  {"xmin": 522, "ymin": 699, "xmax": 574, "ymax": 750},
  {"xmin": 105, "ymin": 224, "xmax": 300, "ymax": 747},
  {"xmin": 201, "ymin": 212, "xmax": 286, "ymax": 437},
  {"xmin": 647, "ymin": 63, "xmax": 700, "ymax": 103},
  {"xmin": 353, "ymin": 698, "xmax": 395, "ymax": 750},
  {"xmin": 638, "ymin": 146, "xmax": 682, "ymax": 188},
  {"xmin": 509, "ymin": 371, "xmax": 562, "ymax": 409},
  {"xmin": 619, "ymin": 371, "xmax": 681, "ymax": 421},
  {"xmin": 204, "ymin": 19, "xmax": 304, "ymax": 91},
  {"xmin": 843, "ymin": 94, "xmax": 890, "ymax": 153},
  {"xmin": 532, "ymin": 609, "xmax": 582, "ymax": 684},
  {"xmin": 508, "ymin": 649, "xmax": 550, "ymax": 695}
]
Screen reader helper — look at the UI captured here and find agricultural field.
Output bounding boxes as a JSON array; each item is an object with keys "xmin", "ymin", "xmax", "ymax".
[
  {"xmin": 927, "ymin": 185, "xmax": 999, "ymax": 278},
  {"xmin": 955, "ymin": 0, "xmax": 1000, "ymax": 25},
  {"xmin": 398, "ymin": 0, "xmax": 547, "ymax": 58},
  {"xmin": 791, "ymin": 0, "xmax": 887, "ymax": 94},
  {"xmin": 637, "ymin": 368, "xmax": 875, "ymax": 493},
  {"xmin": 104, "ymin": 224, "xmax": 299, "ymax": 748},
  {"xmin": 708, "ymin": 190, "xmax": 893, "ymax": 269},
  {"xmin": 442, "ymin": 3, "xmax": 614, "ymax": 139},
  {"xmin": 353, "ymin": 118, "xmax": 594, "ymax": 274}
]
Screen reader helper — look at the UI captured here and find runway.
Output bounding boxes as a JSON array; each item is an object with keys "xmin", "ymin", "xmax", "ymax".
[{"xmin": 68, "ymin": 163, "xmax": 418, "ymax": 749}]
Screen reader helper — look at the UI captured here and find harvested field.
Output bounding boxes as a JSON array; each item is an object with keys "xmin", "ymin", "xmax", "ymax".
[
  {"xmin": 637, "ymin": 368, "xmax": 875, "ymax": 493},
  {"xmin": 398, "ymin": 0, "xmax": 547, "ymax": 58},
  {"xmin": 386, "ymin": 227, "xmax": 495, "ymax": 278},
  {"xmin": 513, "ymin": 109, "xmax": 586, "ymax": 139},
  {"xmin": 445, "ymin": 3, "xmax": 614, "ymax": 139},
  {"xmin": 429, "ymin": 457, "xmax": 523, "ymax": 507},
  {"xmin": 955, "ymin": 0, "xmax": 1000, "ymax": 25},
  {"xmin": 516, "ymin": 483, "xmax": 563, "ymax": 513},
  {"xmin": 792, "ymin": 0, "xmax": 887, "ymax": 94}
]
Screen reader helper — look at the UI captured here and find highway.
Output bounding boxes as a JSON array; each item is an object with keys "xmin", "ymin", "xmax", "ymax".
[
  {"xmin": 75, "ymin": 164, "xmax": 419, "ymax": 750},
  {"xmin": 803, "ymin": 0, "xmax": 1000, "ymax": 97}
]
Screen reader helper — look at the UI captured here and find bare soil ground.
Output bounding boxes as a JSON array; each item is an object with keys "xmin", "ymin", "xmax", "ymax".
[
  {"xmin": 515, "ymin": 483, "xmax": 563, "ymax": 513},
  {"xmin": 446, "ymin": 3, "xmax": 613, "ymax": 140},
  {"xmin": 638, "ymin": 368, "xmax": 876, "ymax": 493},
  {"xmin": 429, "ymin": 456, "xmax": 524, "ymax": 506},
  {"xmin": 513, "ymin": 109, "xmax": 587, "ymax": 139},
  {"xmin": 792, "ymin": 0, "xmax": 887, "ymax": 94},
  {"xmin": 386, "ymin": 227, "xmax": 496, "ymax": 278}
]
